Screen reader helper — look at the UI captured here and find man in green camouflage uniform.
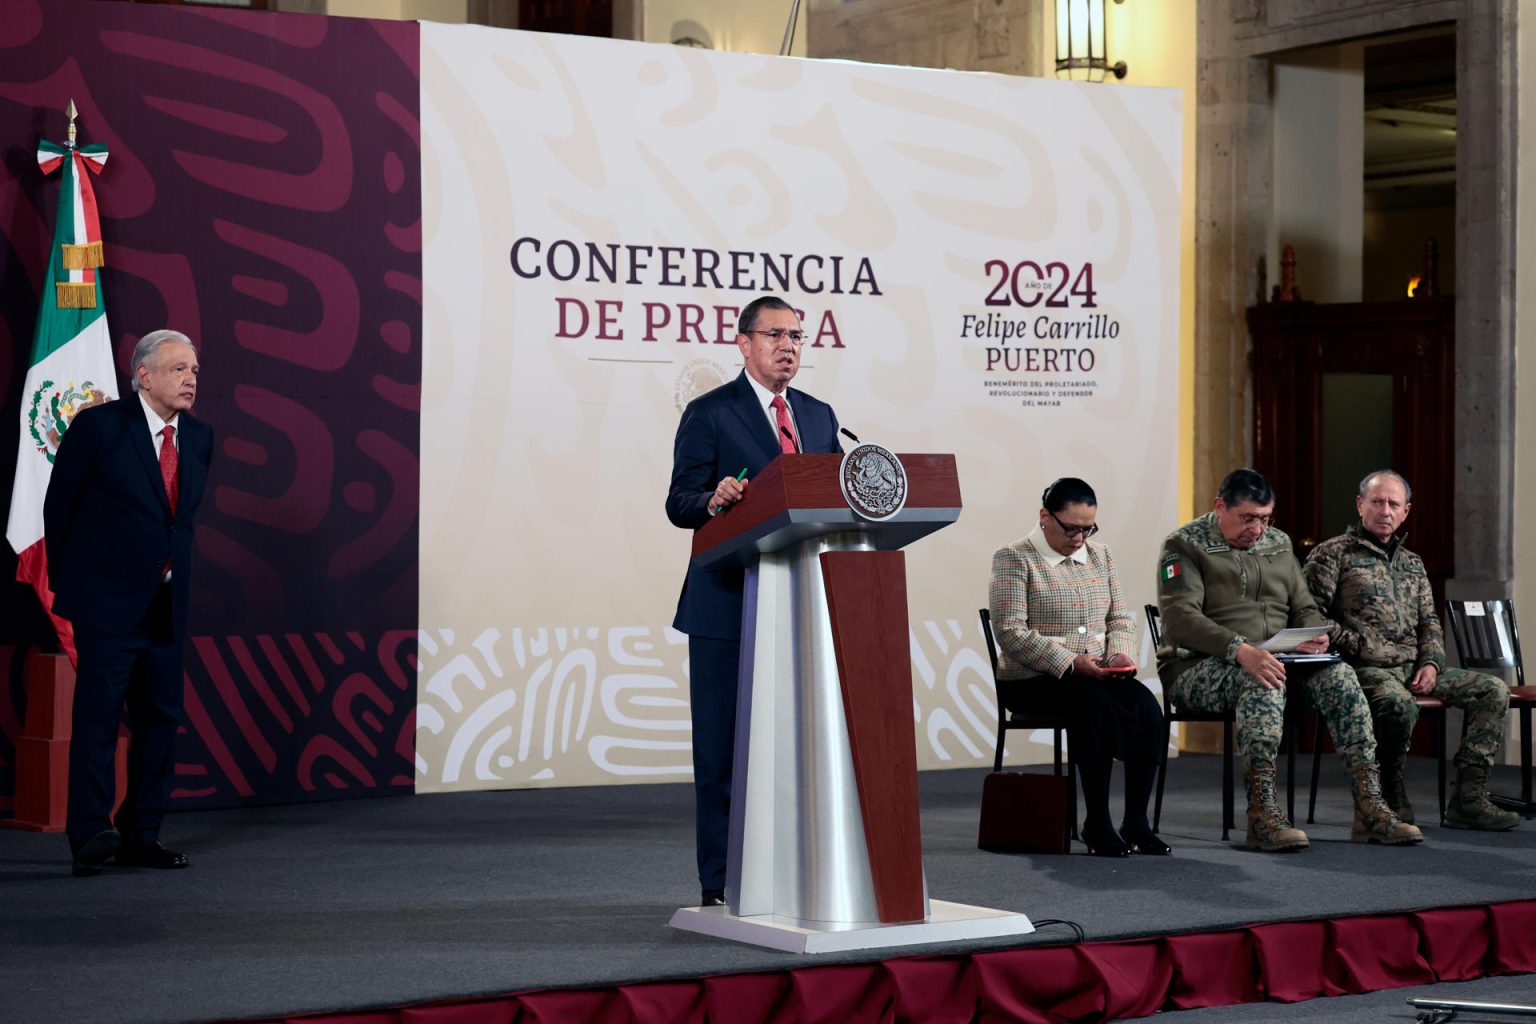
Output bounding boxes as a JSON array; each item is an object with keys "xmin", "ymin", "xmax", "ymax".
[
  {"xmin": 1304, "ymin": 470, "xmax": 1517, "ymax": 831},
  {"xmin": 1157, "ymin": 469, "xmax": 1422, "ymax": 851}
]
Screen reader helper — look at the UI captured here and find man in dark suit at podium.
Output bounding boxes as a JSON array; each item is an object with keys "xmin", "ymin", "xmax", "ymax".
[
  {"xmin": 44, "ymin": 329, "xmax": 213, "ymax": 877},
  {"xmin": 666, "ymin": 295, "xmax": 843, "ymax": 906}
]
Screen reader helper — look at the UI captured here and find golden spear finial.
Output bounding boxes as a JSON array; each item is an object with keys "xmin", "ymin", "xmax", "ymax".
[{"xmin": 66, "ymin": 99, "xmax": 78, "ymax": 148}]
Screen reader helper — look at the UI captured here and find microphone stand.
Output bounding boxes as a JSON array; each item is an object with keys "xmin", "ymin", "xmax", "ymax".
[{"xmin": 779, "ymin": 0, "xmax": 802, "ymax": 56}]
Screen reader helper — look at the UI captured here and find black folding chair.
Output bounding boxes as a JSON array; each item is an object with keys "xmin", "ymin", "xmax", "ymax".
[
  {"xmin": 1146, "ymin": 605, "xmax": 1236, "ymax": 841},
  {"xmin": 1445, "ymin": 598, "xmax": 1536, "ymax": 817},
  {"xmin": 978, "ymin": 608, "xmax": 1078, "ymax": 840}
]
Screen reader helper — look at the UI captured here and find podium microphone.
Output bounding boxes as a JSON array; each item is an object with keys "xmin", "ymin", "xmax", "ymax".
[
  {"xmin": 840, "ymin": 427, "xmax": 861, "ymax": 445},
  {"xmin": 781, "ymin": 425, "xmax": 801, "ymax": 453}
]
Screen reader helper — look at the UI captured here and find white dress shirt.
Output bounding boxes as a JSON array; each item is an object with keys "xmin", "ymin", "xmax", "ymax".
[
  {"xmin": 140, "ymin": 392, "xmax": 178, "ymax": 581},
  {"xmin": 1026, "ymin": 524, "xmax": 1089, "ymax": 566},
  {"xmin": 139, "ymin": 391, "xmax": 179, "ymax": 456},
  {"xmin": 743, "ymin": 372, "xmax": 801, "ymax": 451}
]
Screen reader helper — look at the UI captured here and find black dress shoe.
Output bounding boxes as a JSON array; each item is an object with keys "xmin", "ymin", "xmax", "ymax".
[
  {"xmin": 700, "ymin": 888, "xmax": 726, "ymax": 907},
  {"xmin": 1122, "ymin": 824, "xmax": 1173, "ymax": 856},
  {"xmin": 1081, "ymin": 824, "xmax": 1131, "ymax": 858},
  {"xmin": 72, "ymin": 828, "xmax": 122, "ymax": 877},
  {"xmin": 115, "ymin": 842, "xmax": 190, "ymax": 870}
]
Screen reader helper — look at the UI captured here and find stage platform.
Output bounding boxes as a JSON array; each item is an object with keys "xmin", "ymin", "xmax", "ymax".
[{"xmin": 2, "ymin": 755, "xmax": 1534, "ymax": 1024}]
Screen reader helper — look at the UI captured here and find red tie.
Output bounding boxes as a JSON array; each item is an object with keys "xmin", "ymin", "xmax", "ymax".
[
  {"xmin": 771, "ymin": 395, "xmax": 798, "ymax": 454},
  {"xmin": 159, "ymin": 424, "xmax": 179, "ymax": 512}
]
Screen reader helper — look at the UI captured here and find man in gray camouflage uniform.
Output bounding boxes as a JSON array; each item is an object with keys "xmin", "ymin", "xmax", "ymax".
[
  {"xmin": 1156, "ymin": 468, "xmax": 1422, "ymax": 851},
  {"xmin": 1304, "ymin": 470, "xmax": 1517, "ymax": 831}
]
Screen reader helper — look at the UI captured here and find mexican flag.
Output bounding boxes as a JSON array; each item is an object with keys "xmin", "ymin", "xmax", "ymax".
[{"xmin": 4, "ymin": 137, "xmax": 117, "ymax": 664}]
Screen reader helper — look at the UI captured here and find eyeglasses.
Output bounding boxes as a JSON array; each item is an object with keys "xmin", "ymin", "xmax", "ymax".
[
  {"xmin": 1235, "ymin": 513, "xmax": 1273, "ymax": 527},
  {"xmin": 749, "ymin": 328, "xmax": 805, "ymax": 347},
  {"xmin": 1048, "ymin": 510, "xmax": 1099, "ymax": 539}
]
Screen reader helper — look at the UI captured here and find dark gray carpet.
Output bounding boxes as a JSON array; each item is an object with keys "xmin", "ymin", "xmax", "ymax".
[{"xmin": 0, "ymin": 755, "xmax": 1532, "ymax": 1024}]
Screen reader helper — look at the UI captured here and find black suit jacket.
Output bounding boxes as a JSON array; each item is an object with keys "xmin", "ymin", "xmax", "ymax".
[
  {"xmin": 44, "ymin": 395, "xmax": 213, "ymax": 641},
  {"xmin": 665, "ymin": 372, "xmax": 841, "ymax": 641}
]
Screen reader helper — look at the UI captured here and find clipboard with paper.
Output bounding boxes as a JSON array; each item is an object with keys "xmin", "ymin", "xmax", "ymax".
[{"xmin": 1258, "ymin": 625, "xmax": 1341, "ymax": 663}]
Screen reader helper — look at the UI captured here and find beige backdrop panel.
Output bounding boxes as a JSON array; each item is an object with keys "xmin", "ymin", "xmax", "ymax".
[{"xmin": 418, "ymin": 23, "xmax": 1182, "ymax": 792}]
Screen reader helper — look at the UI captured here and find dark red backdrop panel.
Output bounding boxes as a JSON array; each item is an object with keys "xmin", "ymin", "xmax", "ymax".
[{"xmin": 0, "ymin": 0, "xmax": 421, "ymax": 811}]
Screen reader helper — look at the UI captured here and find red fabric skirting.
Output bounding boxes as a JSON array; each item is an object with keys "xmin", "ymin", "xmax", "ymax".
[{"xmin": 239, "ymin": 899, "xmax": 1536, "ymax": 1024}]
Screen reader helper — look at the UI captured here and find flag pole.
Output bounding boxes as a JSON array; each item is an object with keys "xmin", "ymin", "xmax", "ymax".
[{"xmin": 6, "ymin": 100, "xmax": 118, "ymax": 664}]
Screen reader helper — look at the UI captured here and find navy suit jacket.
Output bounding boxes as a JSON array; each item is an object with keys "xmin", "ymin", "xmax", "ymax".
[
  {"xmin": 44, "ymin": 395, "xmax": 213, "ymax": 642},
  {"xmin": 666, "ymin": 372, "xmax": 842, "ymax": 640}
]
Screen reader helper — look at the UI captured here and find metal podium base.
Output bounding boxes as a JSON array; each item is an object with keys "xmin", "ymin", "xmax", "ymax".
[{"xmin": 668, "ymin": 899, "xmax": 1034, "ymax": 954}]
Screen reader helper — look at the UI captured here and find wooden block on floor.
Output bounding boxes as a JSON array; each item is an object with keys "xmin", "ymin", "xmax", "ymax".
[
  {"xmin": 23, "ymin": 653, "xmax": 76, "ymax": 740},
  {"xmin": 11, "ymin": 736, "xmax": 69, "ymax": 831}
]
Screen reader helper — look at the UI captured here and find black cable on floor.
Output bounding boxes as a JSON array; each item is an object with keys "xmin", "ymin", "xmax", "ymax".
[{"xmin": 1030, "ymin": 918, "xmax": 1086, "ymax": 943}]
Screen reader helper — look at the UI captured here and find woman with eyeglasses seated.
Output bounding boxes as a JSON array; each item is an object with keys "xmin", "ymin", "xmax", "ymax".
[{"xmin": 988, "ymin": 477, "xmax": 1168, "ymax": 857}]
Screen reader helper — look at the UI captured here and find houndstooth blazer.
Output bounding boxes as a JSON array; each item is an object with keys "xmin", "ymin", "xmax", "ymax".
[{"xmin": 988, "ymin": 528, "xmax": 1136, "ymax": 681}]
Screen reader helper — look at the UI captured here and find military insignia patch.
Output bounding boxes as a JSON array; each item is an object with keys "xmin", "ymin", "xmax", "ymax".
[
  {"xmin": 1160, "ymin": 561, "xmax": 1181, "ymax": 581},
  {"xmin": 1205, "ymin": 542, "xmax": 1230, "ymax": 553},
  {"xmin": 28, "ymin": 379, "xmax": 110, "ymax": 464}
]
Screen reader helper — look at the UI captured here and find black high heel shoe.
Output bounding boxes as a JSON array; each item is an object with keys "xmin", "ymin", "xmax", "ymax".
[
  {"xmin": 1081, "ymin": 823, "xmax": 1131, "ymax": 858},
  {"xmin": 1121, "ymin": 823, "xmax": 1173, "ymax": 856}
]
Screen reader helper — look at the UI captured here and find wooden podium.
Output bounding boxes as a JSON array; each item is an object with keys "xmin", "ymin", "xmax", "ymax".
[
  {"xmin": 667, "ymin": 452, "xmax": 1034, "ymax": 953},
  {"xmin": 1, "ymin": 652, "xmax": 128, "ymax": 833}
]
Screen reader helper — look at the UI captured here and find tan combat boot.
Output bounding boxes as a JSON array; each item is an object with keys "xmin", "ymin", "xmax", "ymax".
[
  {"xmin": 1378, "ymin": 754, "xmax": 1415, "ymax": 825},
  {"xmin": 1443, "ymin": 765, "xmax": 1520, "ymax": 831},
  {"xmin": 1349, "ymin": 763, "xmax": 1424, "ymax": 844},
  {"xmin": 1245, "ymin": 762, "xmax": 1309, "ymax": 851}
]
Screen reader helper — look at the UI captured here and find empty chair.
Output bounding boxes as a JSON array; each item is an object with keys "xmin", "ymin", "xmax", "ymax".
[{"xmin": 1445, "ymin": 599, "xmax": 1536, "ymax": 817}]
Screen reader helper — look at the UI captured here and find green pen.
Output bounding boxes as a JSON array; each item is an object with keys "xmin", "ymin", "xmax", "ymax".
[{"xmin": 716, "ymin": 468, "xmax": 747, "ymax": 515}]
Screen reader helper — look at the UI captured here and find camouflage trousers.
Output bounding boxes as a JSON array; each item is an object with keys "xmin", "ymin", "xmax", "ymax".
[
  {"xmin": 1355, "ymin": 666, "xmax": 1509, "ymax": 769},
  {"xmin": 1168, "ymin": 657, "xmax": 1376, "ymax": 769}
]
